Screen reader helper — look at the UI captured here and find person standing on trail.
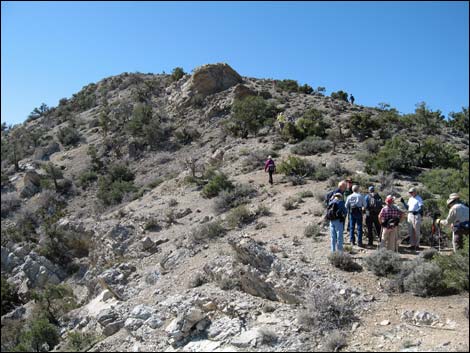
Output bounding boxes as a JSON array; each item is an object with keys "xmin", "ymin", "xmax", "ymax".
[
  {"xmin": 343, "ymin": 178, "xmax": 354, "ymax": 233},
  {"xmin": 264, "ymin": 156, "xmax": 276, "ymax": 185},
  {"xmin": 327, "ymin": 193, "xmax": 347, "ymax": 253},
  {"xmin": 350, "ymin": 94, "xmax": 355, "ymax": 105},
  {"xmin": 379, "ymin": 195, "xmax": 405, "ymax": 252},
  {"xmin": 400, "ymin": 187, "xmax": 424, "ymax": 251},
  {"xmin": 324, "ymin": 180, "xmax": 347, "ymax": 207},
  {"xmin": 364, "ymin": 186, "xmax": 383, "ymax": 247},
  {"xmin": 437, "ymin": 193, "xmax": 469, "ymax": 252},
  {"xmin": 345, "ymin": 185, "xmax": 366, "ymax": 247}
]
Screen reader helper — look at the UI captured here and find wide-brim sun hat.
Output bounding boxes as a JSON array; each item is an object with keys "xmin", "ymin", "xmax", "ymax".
[
  {"xmin": 408, "ymin": 187, "xmax": 417, "ymax": 193},
  {"xmin": 268, "ymin": 155, "xmax": 272, "ymax": 159},
  {"xmin": 385, "ymin": 195, "xmax": 394, "ymax": 205},
  {"xmin": 334, "ymin": 192, "xmax": 343, "ymax": 199},
  {"xmin": 446, "ymin": 193, "xmax": 460, "ymax": 207}
]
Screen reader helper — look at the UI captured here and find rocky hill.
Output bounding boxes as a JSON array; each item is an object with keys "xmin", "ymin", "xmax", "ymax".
[{"xmin": 1, "ymin": 63, "xmax": 469, "ymax": 352}]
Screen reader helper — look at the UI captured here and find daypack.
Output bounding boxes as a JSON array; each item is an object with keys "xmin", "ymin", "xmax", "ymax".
[
  {"xmin": 368, "ymin": 193, "xmax": 383, "ymax": 213},
  {"xmin": 382, "ymin": 217, "xmax": 400, "ymax": 229},
  {"xmin": 454, "ymin": 220, "xmax": 470, "ymax": 236},
  {"xmin": 324, "ymin": 190, "xmax": 335, "ymax": 207},
  {"xmin": 268, "ymin": 162, "xmax": 275, "ymax": 172},
  {"xmin": 326, "ymin": 200, "xmax": 345, "ymax": 221}
]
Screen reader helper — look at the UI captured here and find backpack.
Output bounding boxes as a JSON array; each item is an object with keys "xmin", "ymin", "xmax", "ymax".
[
  {"xmin": 268, "ymin": 161, "xmax": 275, "ymax": 172},
  {"xmin": 324, "ymin": 190, "xmax": 335, "ymax": 207},
  {"xmin": 382, "ymin": 217, "xmax": 400, "ymax": 229},
  {"xmin": 326, "ymin": 200, "xmax": 344, "ymax": 221},
  {"xmin": 454, "ymin": 220, "xmax": 470, "ymax": 236},
  {"xmin": 369, "ymin": 193, "xmax": 383, "ymax": 213}
]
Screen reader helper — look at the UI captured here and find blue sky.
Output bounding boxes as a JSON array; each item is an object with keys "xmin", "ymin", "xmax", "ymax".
[{"xmin": 1, "ymin": 1, "xmax": 468, "ymax": 125}]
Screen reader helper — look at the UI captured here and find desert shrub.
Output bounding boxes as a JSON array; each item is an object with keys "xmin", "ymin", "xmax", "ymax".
[
  {"xmin": 171, "ymin": 67, "xmax": 186, "ymax": 81},
  {"xmin": 226, "ymin": 205, "xmax": 255, "ymax": 228},
  {"xmin": 295, "ymin": 109, "xmax": 329, "ymax": 138},
  {"xmin": 420, "ymin": 248, "xmax": 438, "ymax": 260},
  {"xmin": 291, "ymin": 137, "xmax": 332, "ymax": 155},
  {"xmin": 190, "ymin": 221, "xmax": 226, "ymax": 243},
  {"xmin": 64, "ymin": 331, "xmax": 98, "ymax": 352},
  {"xmin": 364, "ymin": 138, "xmax": 381, "ymax": 154},
  {"xmin": 314, "ymin": 165, "xmax": 330, "ymax": 181},
  {"xmin": 330, "ymin": 90, "xmax": 349, "ymax": 102},
  {"xmin": 417, "ymin": 137, "xmax": 460, "ymax": 169},
  {"xmin": 448, "ymin": 107, "xmax": 469, "ymax": 135},
  {"xmin": 328, "ymin": 252, "xmax": 362, "ymax": 272},
  {"xmin": 57, "ymin": 126, "xmax": 80, "ymax": 146},
  {"xmin": 187, "ymin": 272, "xmax": 208, "ymax": 288},
  {"xmin": 298, "ymin": 285, "xmax": 358, "ymax": 333},
  {"xmin": 325, "ymin": 330, "xmax": 347, "ymax": 352},
  {"xmin": 275, "ymin": 79, "xmax": 299, "ymax": 92},
  {"xmin": 419, "ymin": 164, "xmax": 469, "ymax": 204},
  {"xmin": 298, "ymin": 84, "xmax": 313, "ymax": 95},
  {"xmin": 1, "ymin": 276, "xmax": 22, "ymax": 316},
  {"xmin": 78, "ymin": 170, "xmax": 97, "ymax": 189},
  {"xmin": 226, "ymin": 96, "xmax": 278, "ymax": 138},
  {"xmin": 144, "ymin": 218, "xmax": 161, "ymax": 232},
  {"xmin": 280, "ymin": 121, "xmax": 304, "ymax": 142},
  {"xmin": 277, "ymin": 156, "xmax": 315, "ymax": 177},
  {"xmin": 298, "ymin": 190, "xmax": 314, "ymax": 198},
  {"xmin": 364, "ymin": 249, "xmax": 402, "ymax": 277},
  {"xmin": 283, "ymin": 196, "xmax": 301, "ymax": 210},
  {"xmin": 109, "ymin": 163, "xmax": 135, "ymax": 182},
  {"xmin": 97, "ymin": 177, "xmax": 137, "ymax": 206},
  {"xmin": 31, "ymin": 284, "xmax": 77, "ymax": 325},
  {"xmin": 242, "ymin": 149, "xmax": 279, "ymax": 171},
  {"xmin": 304, "ymin": 223, "xmax": 321, "ymax": 238},
  {"xmin": 213, "ymin": 183, "xmax": 257, "ymax": 214},
  {"xmin": 174, "ymin": 127, "xmax": 200, "ymax": 145},
  {"xmin": 201, "ymin": 173, "xmax": 234, "ymax": 198},
  {"xmin": 255, "ymin": 204, "xmax": 271, "ymax": 217},
  {"xmin": 13, "ymin": 315, "xmax": 60, "ymax": 352},
  {"xmin": 403, "ymin": 262, "xmax": 446, "ymax": 297},
  {"xmin": 218, "ymin": 277, "xmax": 240, "ymax": 290},
  {"xmin": 1, "ymin": 192, "xmax": 21, "ymax": 218},
  {"xmin": 365, "ymin": 136, "xmax": 418, "ymax": 174},
  {"xmin": 348, "ymin": 113, "xmax": 380, "ymax": 141},
  {"xmin": 432, "ymin": 239, "xmax": 469, "ymax": 293},
  {"xmin": 258, "ymin": 327, "xmax": 278, "ymax": 346},
  {"xmin": 148, "ymin": 177, "xmax": 164, "ymax": 189}
]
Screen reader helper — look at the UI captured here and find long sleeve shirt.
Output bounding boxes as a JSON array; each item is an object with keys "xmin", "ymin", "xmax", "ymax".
[
  {"xmin": 440, "ymin": 203, "xmax": 469, "ymax": 226},
  {"xmin": 402, "ymin": 195, "xmax": 424, "ymax": 213},
  {"xmin": 264, "ymin": 159, "xmax": 275, "ymax": 172}
]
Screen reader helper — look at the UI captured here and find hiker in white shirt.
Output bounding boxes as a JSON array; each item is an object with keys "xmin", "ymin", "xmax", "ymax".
[{"xmin": 400, "ymin": 187, "xmax": 424, "ymax": 251}]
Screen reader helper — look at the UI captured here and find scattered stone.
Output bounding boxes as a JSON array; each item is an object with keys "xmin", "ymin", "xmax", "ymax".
[
  {"xmin": 380, "ymin": 320, "xmax": 390, "ymax": 326},
  {"xmin": 124, "ymin": 318, "xmax": 144, "ymax": 331},
  {"xmin": 231, "ymin": 327, "xmax": 263, "ymax": 348},
  {"xmin": 130, "ymin": 304, "xmax": 154, "ymax": 320}
]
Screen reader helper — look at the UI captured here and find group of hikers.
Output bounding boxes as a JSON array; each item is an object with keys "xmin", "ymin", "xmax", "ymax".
[{"xmin": 264, "ymin": 157, "xmax": 469, "ymax": 254}]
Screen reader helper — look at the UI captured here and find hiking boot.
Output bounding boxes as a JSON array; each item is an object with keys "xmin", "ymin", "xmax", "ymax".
[{"xmin": 358, "ymin": 243, "xmax": 365, "ymax": 248}]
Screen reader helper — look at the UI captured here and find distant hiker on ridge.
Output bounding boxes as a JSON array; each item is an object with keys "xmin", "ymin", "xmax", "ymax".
[
  {"xmin": 264, "ymin": 155, "xmax": 276, "ymax": 186},
  {"xmin": 350, "ymin": 94, "xmax": 355, "ymax": 105}
]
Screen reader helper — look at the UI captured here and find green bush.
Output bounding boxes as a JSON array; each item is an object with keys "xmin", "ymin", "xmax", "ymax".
[
  {"xmin": 432, "ymin": 238, "xmax": 469, "ymax": 293},
  {"xmin": 31, "ymin": 284, "xmax": 77, "ymax": 325},
  {"xmin": 364, "ymin": 249, "xmax": 402, "ymax": 277},
  {"xmin": 295, "ymin": 109, "xmax": 329, "ymax": 138},
  {"xmin": 127, "ymin": 103, "xmax": 153, "ymax": 137},
  {"xmin": 174, "ymin": 127, "xmax": 200, "ymax": 145},
  {"xmin": 171, "ymin": 67, "xmax": 186, "ymax": 81},
  {"xmin": 283, "ymin": 196, "xmax": 301, "ymax": 210},
  {"xmin": 78, "ymin": 170, "xmax": 97, "ymax": 189},
  {"xmin": 64, "ymin": 331, "xmax": 98, "ymax": 352},
  {"xmin": 330, "ymin": 90, "xmax": 349, "ymax": 102},
  {"xmin": 226, "ymin": 96, "xmax": 278, "ymax": 138},
  {"xmin": 291, "ymin": 137, "xmax": 332, "ymax": 155},
  {"xmin": 298, "ymin": 190, "xmax": 314, "ymax": 198},
  {"xmin": 417, "ymin": 137, "xmax": 460, "ymax": 169},
  {"xmin": 201, "ymin": 173, "xmax": 234, "ymax": 198},
  {"xmin": 448, "ymin": 107, "xmax": 469, "ymax": 135},
  {"xmin": 97, "ymin": 177, "xmax": 137, "ymax": 206},
  {"xmin": 109, "ymin": 163, "xmax": 135, "ymax": 182},
  {"xmin": 365, "ymin": 136, "xmax": 418, "ymax": 174},
  {"xmin": 213, "ymin": 183, "xmax": 257, "ymax": 214},
  {"xmin": 277, "ymin": 156, "xmax": 315, "ymax": 177},
  {"xmin": 1, "ymin": 276, "xmax": 22, "ymax": 316},
  {"xmin": 57, "ymin": 126, "xmax": 80, "ymax": 146},
  {"xmin": 14, "ymin": 315, "xmax": 60, "ymax": 352},
  {"xmin": 403, "ymin": 262, "xmax": 446, "ymax": 297},
  {"xmin": 275, "ymin": 79, "xmax": 299, "ymax": 92},
  {"xmin": 348, "ymin": 113, "xmax": 380, "ymax": 141},
  {"xmin": 226, "ymin": 205, "xmax": 255, "ymax": 228},
  {"xmin": 190, "ymin": 221, "xmax": 226, "ymax": 243},
  {"xmin": 304, "ymin": 223, "xmax": 321, "ymax": 238}
]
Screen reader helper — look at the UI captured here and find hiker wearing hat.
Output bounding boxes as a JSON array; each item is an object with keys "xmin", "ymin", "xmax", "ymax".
[
  {"xmin": 264, "ymin": 156, "xmax": 276, "ymax": 185},
  {"xmin": 379, "ymin": 196, "xmax": 405, "ymax": 252},
  {"xmin": 400, "ymin": 187, "xmax": 424, "ymax": 251},
  {"xmin": 345, "ymin": 185, "xmax": 366, "ymax": 247},
  {"xmin": 437, "ymin": 193, "xmax": 469, "ymax": 252},
  {"xmin": 326, "ymin": 192, "xmax": 347, "ymax": 252},
  {"xmin": 364, "ymin": 186, "xmax": 383, "ymax": 247}
]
